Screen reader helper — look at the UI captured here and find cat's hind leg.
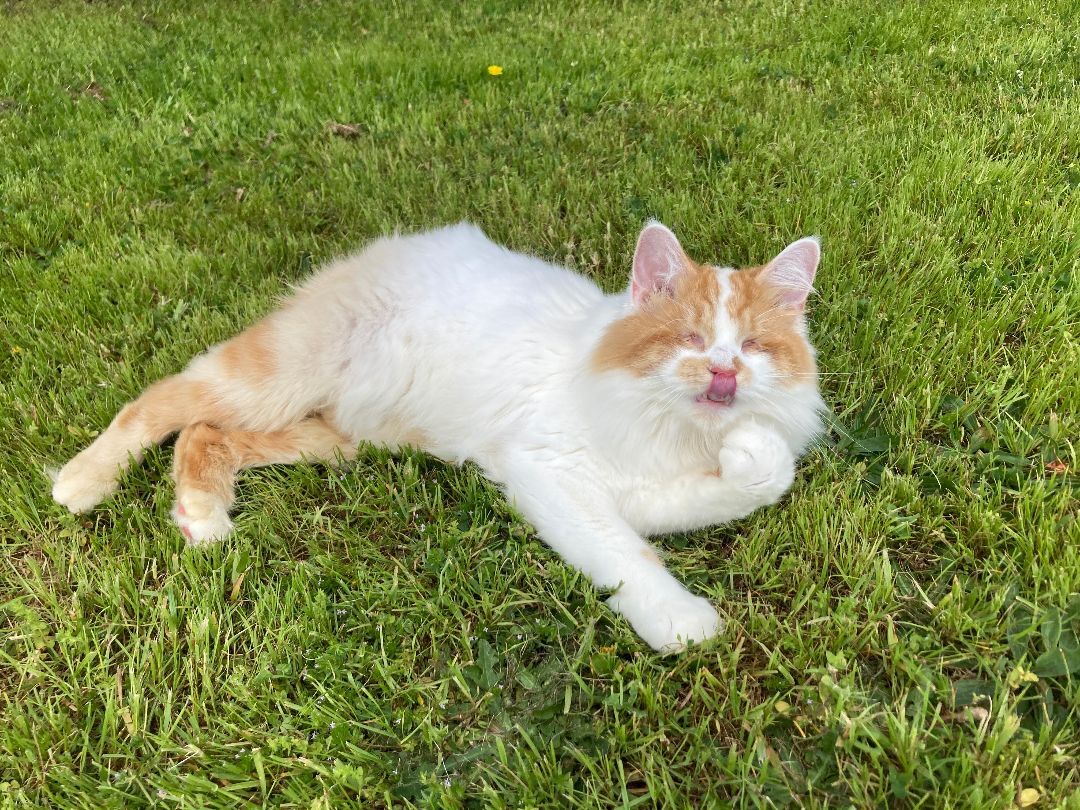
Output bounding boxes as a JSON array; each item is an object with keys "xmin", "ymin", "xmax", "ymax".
[
  {"xmin": 171, "ymin": 414, "xmax": 356, "ymax": 545},
  {"xmin": 51, "ymin": 374, "xmax": 214, "ymax": 513},
  {"xmin": 52, "ymin": 314, "xmax": 331, "ymax": 513}
]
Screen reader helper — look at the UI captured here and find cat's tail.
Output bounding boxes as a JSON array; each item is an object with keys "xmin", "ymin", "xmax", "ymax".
[{"xmin": 51, "ymin": 316, "xmax": 326, "ymax": 513}]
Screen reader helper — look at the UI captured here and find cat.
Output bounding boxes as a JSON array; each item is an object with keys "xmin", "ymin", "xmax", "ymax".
[{"xmin": 51, "ymin": 221, "xmax": 826, "ymax": 653}]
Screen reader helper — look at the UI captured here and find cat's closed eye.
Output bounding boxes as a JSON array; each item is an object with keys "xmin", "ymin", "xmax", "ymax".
[
  {"xmin": 682, "ymin": 332, "xmax": 705, "ymax": 350},
  {"xmin": 741, "ymin": 338, "xmax": 762, "ymax": 352}
]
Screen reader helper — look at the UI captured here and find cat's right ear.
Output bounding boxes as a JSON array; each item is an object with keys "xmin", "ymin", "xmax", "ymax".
[{"xmin": 631, "ymin": 221, "xmax": 688, "ymax": 306}]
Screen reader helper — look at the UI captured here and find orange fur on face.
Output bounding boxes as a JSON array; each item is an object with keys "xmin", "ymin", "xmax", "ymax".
[
  {"xmin": 726, "ymin": 268, "xmax": 815, "ymax": 384},
  {"xmin": 593, "ymin": 252, "xmax": 815, "ymax": 388},
  {"xmin": 593, "ymin": 259, "xmax": 720, "ymax": 376}
]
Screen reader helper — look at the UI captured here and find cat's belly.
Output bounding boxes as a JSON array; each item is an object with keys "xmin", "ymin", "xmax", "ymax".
[
  {"xmin": 331, "ymin": 323, "xmax": 576, "ymax": 466},
  {"xmin": 330, "ymin": 346, "xmax": 542, "ymax": 468}
]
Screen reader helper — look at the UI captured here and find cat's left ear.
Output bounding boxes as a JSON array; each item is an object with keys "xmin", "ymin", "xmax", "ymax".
[
  {"xmin": 630, "ymin": 221, "xmax": 689, "ymax": 306},
  {"xmin": 760, "ymin": 237, "xmax": 820, "ymax": 310}
]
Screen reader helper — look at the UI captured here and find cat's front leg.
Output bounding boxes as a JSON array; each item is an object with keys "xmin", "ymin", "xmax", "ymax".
[
  {"xmin": 621, "ymin": 420, "xmax": 797, "ymax": 535},
  {"xmin": 603, "ymin": 574, "xmax": 722, "ymax": 655},
  {"xmin": 715, "ymin": 419, "xmax": 797, "ymax": 508},
  {"xmin": 501, "ymin": 457, "xmax": 722, "ymax": 653}
]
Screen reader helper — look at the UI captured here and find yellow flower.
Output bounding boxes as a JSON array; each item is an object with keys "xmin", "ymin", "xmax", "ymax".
[
  {"xmin": 1008, "ymin": 667, "xmax": 1039, "ymax": 689},
  {"xmin": 487, "ymin": 65, "xmax": 503, "ymax": 76},
  {"xmin": 1017, "ymin": 787, "xmax": 1040, "ymax": 806}
]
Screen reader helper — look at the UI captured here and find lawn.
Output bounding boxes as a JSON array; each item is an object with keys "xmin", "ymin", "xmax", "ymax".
[{"xmin": 1, "ymin": 0, "xmax": 1078, "ymax": 806}]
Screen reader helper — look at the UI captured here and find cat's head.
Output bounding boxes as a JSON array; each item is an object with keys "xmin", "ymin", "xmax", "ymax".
[{"xmin": 593, "ymin": 221, "xmax": 822, "ymax": 437}]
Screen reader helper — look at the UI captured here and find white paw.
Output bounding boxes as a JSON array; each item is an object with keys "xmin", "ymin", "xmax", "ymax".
[
  {"xmin": 608, "ymin": 581, "xmax": 724, "ymax": 654},
  {"xmin": 51, "ymin": 456, "xmax": 119, "ymax": 513},
  {"xmin": 717, "ymin": 421, "xmax": 796, "ymax": 505},
  {"xmin": 172, "ymin": 491, "xmax": 233, "ymax": 546}
]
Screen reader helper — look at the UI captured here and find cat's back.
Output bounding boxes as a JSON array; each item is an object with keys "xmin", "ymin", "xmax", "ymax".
[
  {"xmin": 397, "ymin": 223, "xmax": 602, "ymax": 324},
  {"xmin": 295, "ymin": 224, "xmax": 608, "ymax": 457},
  {"xmin": 305, "ymin": 223, "xmax": 601, "ymax": 319}
]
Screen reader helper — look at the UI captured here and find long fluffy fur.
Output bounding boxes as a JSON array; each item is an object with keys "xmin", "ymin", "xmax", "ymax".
[{"xmin": 52, "ymin": 222, "xmax": 826, "ymax": 652}]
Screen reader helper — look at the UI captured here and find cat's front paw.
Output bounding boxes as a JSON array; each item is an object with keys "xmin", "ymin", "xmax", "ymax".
[
  {"xmin": 717, "ymin": 421, "xmax": 796, "ymax": 505},
  {"xmin": 51, "ymin": 454, "xmax": 119, "ymax": 513},
  {"xmin": 608, "ymin": 580, "xmax": 724, "ymax": 654}
]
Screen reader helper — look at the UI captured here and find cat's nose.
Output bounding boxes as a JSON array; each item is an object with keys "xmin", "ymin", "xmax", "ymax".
[{"xmin": 706, "ymin": 368, "xmax": 737, "ymax": 404}]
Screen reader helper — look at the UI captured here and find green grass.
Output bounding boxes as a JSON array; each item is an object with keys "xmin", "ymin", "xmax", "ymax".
[{"xmin": 1, "ymin": 0, "xmax": 1078, "ymax": 806}]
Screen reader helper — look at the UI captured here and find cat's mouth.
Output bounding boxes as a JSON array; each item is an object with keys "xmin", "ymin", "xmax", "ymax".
[
  {"xmin": 695, "ymin": 391, "xmax": 735, "ymax": 408},
  {"xmin": 694, "ymin": 370, "xmax": 737, "ymax": 408}
]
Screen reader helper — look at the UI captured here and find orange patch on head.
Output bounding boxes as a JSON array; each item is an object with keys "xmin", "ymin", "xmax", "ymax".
[
  {"xmin": 218, "ymin": 320, "xmax": 276, "ymax": 385},
  {"xmin": 726, "ymin": 268, "xmax": 815, "ymax": 384},
  {"xmin": 593, "ymin": 259, "xmax": 720, "ymax": 376}
]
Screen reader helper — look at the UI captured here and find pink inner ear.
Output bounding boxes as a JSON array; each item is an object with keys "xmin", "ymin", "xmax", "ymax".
[
  {"xmin": 764, "ymin": 237, "xmax": 820, "ymax": 309},
  {"xmin": 631, "ymin": 222, "xmax": 687, "ymax": 305}
]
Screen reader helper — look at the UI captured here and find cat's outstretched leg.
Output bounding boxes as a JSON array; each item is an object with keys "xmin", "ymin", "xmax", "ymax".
[
  {"xmin": 52, "ymin": 316, "xmax": 327, "ymax": 513},
  {"xmin": 51, "ymin": 375, "xmax": 211, "ymax": 512},
  {"xmin": 172, "ymin": 415, "xmax": 356, "ymax": 545},
  {"xmin": 502, "ymin": 456, "xmax": 722, "ymax": 654}
]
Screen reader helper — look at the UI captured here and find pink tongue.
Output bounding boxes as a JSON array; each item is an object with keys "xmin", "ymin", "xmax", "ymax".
[{"xmin": 707, "ymin": 373, "xmax": 737, "ymax": 402}]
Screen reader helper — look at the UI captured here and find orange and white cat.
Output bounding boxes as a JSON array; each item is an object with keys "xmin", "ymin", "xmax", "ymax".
[{"xmin": 52, "ymin": 222, "xmax": 825, "ymax": 652}]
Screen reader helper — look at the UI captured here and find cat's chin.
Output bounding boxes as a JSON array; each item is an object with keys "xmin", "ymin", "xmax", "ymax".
[
  {"xmin": 688, "ymin": 395, "xmax": 744, "ymax": 426},
  {"xmin": 694, "ymin": 393, "xmax": 735, "ymax": 409}
]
